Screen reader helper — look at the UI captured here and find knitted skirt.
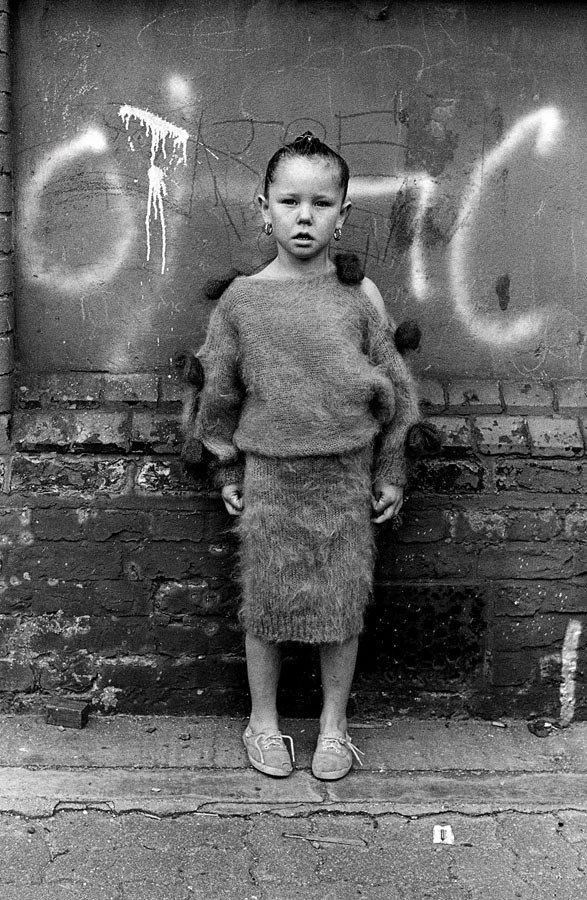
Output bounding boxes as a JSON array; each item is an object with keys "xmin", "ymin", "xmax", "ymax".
[{"xmin": 236, "ymin": 446, "xmax": 374, "ymax": 644}]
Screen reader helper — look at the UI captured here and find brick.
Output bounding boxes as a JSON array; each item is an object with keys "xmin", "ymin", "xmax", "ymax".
[
  {"xmin": 0, "ymin": 507, "xmax": 33, "ymax": 548},
  {"xmin": 7, "ymin": 542, "xmax": 123, "ymax": 581},
  {"xmin": 123, "ymin": 541, "xmax": 236, "ymax": 581},
  {"xmin": 11, "ymin": 409, "xmax": 130, "ymax": 452},
  {"xmin": 527, "ymin": 416, "xmax": 584, "ymax": 457},
  {"xmin": 410, "ymin": 459, "xmax": 487, "ymax": 493},
  {"xmin": 0, "ymin": 13, "xmax": 9, "ymax": 55},
  {"xmin": 493, "ymin": 582, "xmax": 585, "ymax": 617},
  {"xmin": 131, "ymin": 410, "xmax": 182, "ymax": 453},
  {"xmin": 153, "ymin": 618, "xmax": 243, "ymax": 656},
  {"xmin": 0, "ymin": 614, "xmax": 18, "ymax": 650},
  {"xmin": 0, "ymin": 213, "xmax": 11, "ymax": 254},
  {"xmin": 447, "ymin": 379, "xmax": 502, "ymax": 415},
  {"xmin": 505, "ymin": 508, "xmax": 561, "ymax": 541},
  {"xmin": 0, "ymin": 93, "xmax": 10, "ymax": 132},
  {"xmin": 46, "ymin": 698, "xmax": 90, "ymax": 729},
  {"xmin": 0, "ymin": 172, "xmax": 10, "ymax": 213},
  {"xmin": 153, "ymin": 579, "xmax": 236, "ymax": 617},
  {"xmin": 0, "ymin": 295, "xmax": 13, "ymax": 332},
  {"xmin": 31, "ymin": 507, "xmax": 86, "ymax": 541},
  {"xmin": 433, "ymin": 415, "xmax": 473, "ymax": 452},
  {"xmin": 478, "ymin": 545, "xmax": 574, "ymax": 580},
  {"xmin": 492, "ymin": 615, "xmax": 572, "ymax": 652},
  {"xmin": 0, "ymin": 46, "xmax": 9, "ymax": 94},
  {"xmin": 0, "ymin": 330, "xmax": 12, "ymax": 374},
  {"xmin": 26, "ymin": 579, "xmax": 149, "ymax": 617},
  {"xmin": 0, "ymin": 658, "xmax": 34, "ymax": 691},
  {"xmin": 495, "ymin": 459, "xmax": 587, "ymax": 493},
  {"xmin": 490, "ymin": 651, "xmax": 537, "ymax": 687},
  {"xmin": 16, "ymin": 372, "xmax": 102, "ymax": 406},
  {"xmin": 564, "ymin": 509, "xmax": 587, "ymax": 541},
  {"xmin": 501, "ymin": 380, "xmax": 554, "ymax": 414},
  {"xmin": 394, "ymin": 506, "xmax": 449, "ymax": 542},
  {"xmin": 0, "ymin": 410, "xmax": 9, "ymax": 448},
  {"xmin": 0, "ymin": 133, "xmax": 10, "ymax": 171},
  {"xmin": 102, "ymin": 373, "xmax": 159, "ymax": 403},
  {"xmin": 135, "ymin": 458, "xmax": 204, "ymax": 494},
  {"xmin": 0, "ymin": 373, "xmax": 11, "ymax": 411},
  {"xmin": 377, "ymin": 542, "xmax": 476, "ymax": 580},
  {"xmin": 95, "ymin": 655, "xmax": 248, "ymax": 714},
  {"xmin": 451, "ymin": 509, "xmax": 507, "ymax": 542},
  {"xmin": 10, "ymin": 455, "xmax": 131, "ymax": 496},
  {"xmin": 574, "ymin": 546, "xmax": 587, "ymax": 577},
  {"xmin": 473, "ymin": 415, "xmax": 529, "ymax": 455},
  {"xmin": 148, "ymin": 509, "xmax": 205, "ymax": 542},
  {"xmin": 0, "ymin": 252, "xmax": 12, "ymax": 292},
  {"xmin": 160, "ymin": 373, "xmax": 184, "ymax": 403},
  {"xmin": 86, "ymin": 508, "xmax": 151, "ymax": 541},
  {"xmin": 418, "ymin": 379, "xmax": 445, "ymax": 413},
  {"xmin": 31, "ymin": 507, "xmax": 150, "ymax": 542},
  {"xmin": 557, "ymin": 380, "xmax": 587, "ymax": 412}
]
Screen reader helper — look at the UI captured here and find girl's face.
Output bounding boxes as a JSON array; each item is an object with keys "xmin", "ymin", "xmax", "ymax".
[{"xmin": 259, "ymin": 156, "xmax": 351, "ymax": 264}]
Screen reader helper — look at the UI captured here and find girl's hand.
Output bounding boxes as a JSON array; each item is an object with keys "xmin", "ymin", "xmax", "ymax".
[
  {"xmin": 221, "ymin": 484, "xmax": 244, "ymax": 516},
  {"xmin": 372, "ymin": 483, "xmax": 404, "ymax": 524}
]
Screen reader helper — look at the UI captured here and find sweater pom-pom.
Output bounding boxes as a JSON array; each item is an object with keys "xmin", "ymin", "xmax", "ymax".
[
  {"xmin": 395, "ymin": 319, "xmax": 421, "ymax": 354},
  {"xmin": 405, "ymin": 421, "xmax": 442, "ymax": 459},
  {"xmin": 175, "ymin": 351, "xmax": 205, "ymax": 389},
  {"xmin": 334, "ymin": 252, "xmax": 364, "ymax": 284},
  {"xmin": 204, "ymin": 268, "xmax": 244, "ymax": 300}
]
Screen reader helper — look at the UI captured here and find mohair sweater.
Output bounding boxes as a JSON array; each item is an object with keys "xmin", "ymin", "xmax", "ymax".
[{"xmin": 193, "ymin": 271, "xmax": 420, "ymax": 487}]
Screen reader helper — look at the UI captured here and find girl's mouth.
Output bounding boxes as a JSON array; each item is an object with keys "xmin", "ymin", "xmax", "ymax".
[{"xmin": 293, "ymin": 233, "xmax": 313, "ymax": 241}]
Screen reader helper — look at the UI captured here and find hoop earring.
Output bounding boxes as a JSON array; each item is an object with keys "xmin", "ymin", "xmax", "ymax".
[
  {"xmin": 333, "ymin": 227, "xmax": 342, "ymax": 241},
  {"xmin": 263, "ymin": 222, "xmax": 273, "ymax": 236}
]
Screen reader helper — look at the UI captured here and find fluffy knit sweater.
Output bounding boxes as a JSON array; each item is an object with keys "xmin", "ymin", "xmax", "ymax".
[{"xmin": 193, "ymin": 270, "xmax": 420, "ymax": 487}]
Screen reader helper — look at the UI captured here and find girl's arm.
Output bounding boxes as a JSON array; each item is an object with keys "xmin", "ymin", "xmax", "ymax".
[
  {"xmin": 365, "ymin": 283, "xmax": 421, "ymax": 492},
  {"xmin": 189, "ymin": 296, "xmax": 246, "ymax": 490}
]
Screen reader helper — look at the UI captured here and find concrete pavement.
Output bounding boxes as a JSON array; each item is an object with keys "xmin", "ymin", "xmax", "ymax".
[{"xmin": 1, "ymin": 714, "xmax": 587, "ymax": 897}]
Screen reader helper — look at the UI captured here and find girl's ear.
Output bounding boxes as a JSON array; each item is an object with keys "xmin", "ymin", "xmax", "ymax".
[
  {"xmin": 258, "ymin": 193, "xmax": 270, "ymax": 221},
  {"xmin": 338, "ymin": 199, "xmax": 352, "ymax": 228}
]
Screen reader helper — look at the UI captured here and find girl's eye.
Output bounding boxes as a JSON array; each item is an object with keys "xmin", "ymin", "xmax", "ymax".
[
  {"xmin": 315, "ymin": 200, "xmax": 332, "ymax": 208},
  {"xmin": 281, "ymin": 198, "xmax": 297, "ymax": 205}
]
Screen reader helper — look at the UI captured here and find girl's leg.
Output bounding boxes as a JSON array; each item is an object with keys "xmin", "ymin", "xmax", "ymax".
[
  {"xmin": 245, "ymin": 632, "xmax": 281, "ymax": 734},
  {"xmin": 318, "ymin": 636, "xmax": 359, "ymax": 736}
]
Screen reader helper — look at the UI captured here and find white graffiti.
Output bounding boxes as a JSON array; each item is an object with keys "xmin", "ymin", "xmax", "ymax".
[
  {"xmin": 119, "ymin": 105, "xmax": 189, "ymax": 275},
  {"xmin": 560, "ymin": 618, "xmax": 582, "ymax": 727},
  {"xmin": 349, "ymin": 174, "xmax": 436, "ymax": 300},
  {"xmin": 21, "ymin": 103, "xmax": 569, "ymax": 353},
  {"xmin": 449, "ymin": 106, "xmax": 562, "ymax": 344},
  {"xmin": 18, "ymin": 128, "xmax": 135, "ymax": 294}
]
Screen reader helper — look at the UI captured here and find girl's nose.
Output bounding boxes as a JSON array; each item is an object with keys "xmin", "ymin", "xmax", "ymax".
[{"xmin": 297, "ymin": 204, "xmax": 313, "ymax": 223}]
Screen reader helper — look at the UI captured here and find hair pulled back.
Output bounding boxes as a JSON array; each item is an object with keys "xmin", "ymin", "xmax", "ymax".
[{"xmin": 263, "ymin": 131, "xmax": 350, "ymax": 199}]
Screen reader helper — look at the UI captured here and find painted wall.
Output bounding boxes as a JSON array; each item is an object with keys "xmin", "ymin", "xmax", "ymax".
[
  {"xmin": 3, "ymin": 1, "xmax": 587, "ymax": 719},
  {"xmin": 13, "ymin": 0, "xmax": 587, "ymax": 378}
]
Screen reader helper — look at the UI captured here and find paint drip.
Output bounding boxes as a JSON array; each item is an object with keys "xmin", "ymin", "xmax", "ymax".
[{"xmin": 119, "ymin": 105, "xmax": 189, "ymax": 274}]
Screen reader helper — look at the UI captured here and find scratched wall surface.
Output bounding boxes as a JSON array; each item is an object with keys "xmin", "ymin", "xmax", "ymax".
[{"xmin": 12, "ymin": 0, "xmax": 587, "ymax": 378}]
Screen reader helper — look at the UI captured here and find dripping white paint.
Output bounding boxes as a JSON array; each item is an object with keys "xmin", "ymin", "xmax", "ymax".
[{"xmin": 119, "ymin": 105, "xmax": 189, "ymax": 275}]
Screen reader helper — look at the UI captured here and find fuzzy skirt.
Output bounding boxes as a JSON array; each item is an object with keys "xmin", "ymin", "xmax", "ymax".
[{"xmin": 236, "ymin": 446, "xmax": 374, "ymax": 644}]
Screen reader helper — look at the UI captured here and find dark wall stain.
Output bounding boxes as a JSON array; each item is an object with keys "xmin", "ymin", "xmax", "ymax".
[{"xmin": 496, "ymin": 273, "xmax": 511, "ymax": 311}]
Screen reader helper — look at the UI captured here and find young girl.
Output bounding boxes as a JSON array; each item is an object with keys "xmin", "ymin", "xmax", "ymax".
[{"xmin": 189, "ymin": 132, "xmax": 420, "ymax": 780}]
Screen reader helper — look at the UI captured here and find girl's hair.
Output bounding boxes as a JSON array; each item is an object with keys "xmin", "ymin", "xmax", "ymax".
[{"xmin": 263, "ymin": 131, "xmax": 350, "ymax": 199}]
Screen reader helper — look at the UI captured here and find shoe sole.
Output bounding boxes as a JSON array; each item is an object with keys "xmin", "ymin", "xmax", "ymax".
[{"xmin": 311, "ymin": 763, "xmax": 352, "ymax": 781}]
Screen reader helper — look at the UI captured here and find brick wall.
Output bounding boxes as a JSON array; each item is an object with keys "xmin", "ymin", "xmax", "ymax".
[{"xmin": 1, "ymin": 369, "xmax": 586, "ymax": 720}]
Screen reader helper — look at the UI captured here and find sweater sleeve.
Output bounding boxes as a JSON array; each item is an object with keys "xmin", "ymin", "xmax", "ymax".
[
  {"xmin": 368, "ymin": 319, "xmax": 420, "ymax": 487},
  {"xmin": 192, "ymin": 294, "xmax": 246, "ymax": 488}
]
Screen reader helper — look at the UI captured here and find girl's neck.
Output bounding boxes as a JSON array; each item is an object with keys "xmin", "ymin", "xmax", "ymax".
[{"xmin": 261, "ymin": 249, "xmax": 336, "ymax": 281}]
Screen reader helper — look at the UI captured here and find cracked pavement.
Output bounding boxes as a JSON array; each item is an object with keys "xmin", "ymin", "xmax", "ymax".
[{"xmin": 1, "ymin": 715, "xmax": 587, "ymax": 898}]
